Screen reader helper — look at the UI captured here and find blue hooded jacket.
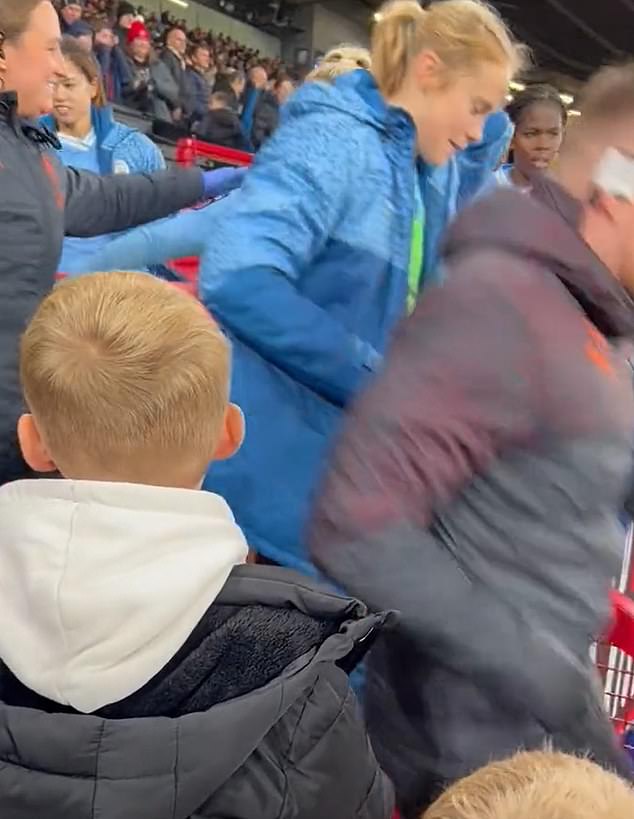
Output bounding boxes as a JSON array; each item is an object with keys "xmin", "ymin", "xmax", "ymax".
[
  {"xmin": 63, "ymin": 71, "xmax": 511, "ymax": 574},
  {"xmin": 42, "ymin": 106, "xmax": 165, "ymax": 273}
]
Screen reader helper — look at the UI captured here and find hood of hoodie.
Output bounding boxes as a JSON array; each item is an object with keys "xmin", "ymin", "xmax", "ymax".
[
  {"xmin": 0, "ymin": 479, "xmax": 248, "ymax": 713},
  {"xmin": 444, "ymin": 175, "xmax": 634, "ymax": 339}
]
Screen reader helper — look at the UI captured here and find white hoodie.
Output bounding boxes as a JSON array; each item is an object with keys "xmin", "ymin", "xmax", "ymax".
[{"xmin": 0, "ymin": 479, "xmax": 248, "ymax": 713}]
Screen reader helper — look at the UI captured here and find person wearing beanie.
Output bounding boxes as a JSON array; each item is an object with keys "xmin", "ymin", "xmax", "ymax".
[
  {"xmin": 123, "ymin": 20, "xmax": 180, "ymax": 122},
  {"xmin": 58, "ymin": 0, "xmax": 84, "ymax": 34}
]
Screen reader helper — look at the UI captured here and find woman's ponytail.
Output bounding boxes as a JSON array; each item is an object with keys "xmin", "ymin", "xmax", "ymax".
[{"xmin": 372, "ymin": 1, "xmax": 426, "ymax": 98}]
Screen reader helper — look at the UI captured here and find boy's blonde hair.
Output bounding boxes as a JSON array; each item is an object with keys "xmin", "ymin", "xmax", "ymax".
[
  {"xmin": 20, "ymin": 272, "xmax": 230, "ymax": 484},
  {"xmin": 423, "ymin": 751, "xmax": 634, "ymax": 819},
  {"xmin": 372, "ymin": 0, "xmax": 526, "ymax": 98},
  {"xmin": 307, "ymin": 45, "xmax": 372, "ymax": 84}
]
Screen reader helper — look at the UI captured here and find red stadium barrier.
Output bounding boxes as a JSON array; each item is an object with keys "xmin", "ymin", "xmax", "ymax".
[{"xmin": 175, "ymin": 138, "xmax": 254, "ymax": 169}]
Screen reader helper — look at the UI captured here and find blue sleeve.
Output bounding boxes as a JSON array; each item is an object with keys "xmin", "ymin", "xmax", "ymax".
[
  {"xmin": 199, "ymin": 115, "xmax": 380, "ymax": 407},
  {"xmin": 64, "ymin": 206, "xmax": 210, "ymax": 274},
  {"xmin": 456, "ymin": 110, "xmax": 513, "ymax": 207}
]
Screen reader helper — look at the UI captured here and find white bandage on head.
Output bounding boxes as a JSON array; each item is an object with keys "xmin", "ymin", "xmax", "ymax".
[{"xmin": 593, "ymin": 146, "xmax": 634, "ymax": 201}]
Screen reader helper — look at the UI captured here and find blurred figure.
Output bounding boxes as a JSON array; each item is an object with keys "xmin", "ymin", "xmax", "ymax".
[
  {"xmin": 310, "ymin": 61, "xmax": 634, "ymax": 816},
  {"xmin": 307, "ymin": 44, "xmax": 372, "ymax": 83},
  {"xmin": 496, "ymin": 84, "xmax": 567, "ymax": 188},
  {"xmin": 161, "ymin": 26, "xmax": 188, "ymax": 122},
  {"xmin": 251, "ymin": 76, "xmax": 295, "ymax": 150},
  {"xmin": 423, "ymin": 752, "xmax": 634, "ymax": 819},
  {"xmin": 58, "ymin": 0, "xmax": 83, "ymax": 33},
  {"xmin": 43, "ymin": 37, "xmax": 164, "ymax": 273},
  {"xmin": 240, "ymin": 63, "xmax": 267, "ymax": 139},
  {"xmin": 114, "ymin": 0, "xmax": 135, "ymax": 45},
  {"xmin": 214, "ymin": 67, "xmax": 246, "ymax": 111},
  {"xmin": 199, "ymin": 91, "xmax": 250, "ymax": 151},
  {"xmin": 123, "ymin": 21, "xmax": 179, "ymax": 121},
  {"xmin": 93, "ymin": 20, "xmax": 131, "ymax": 104},
  {"xmin": 186, "ymin": 42, "xmax": 212, "ymax": 126},
  {"xmin": 65, "ymin": 18, "xmax": 93, "ymax": 52}
]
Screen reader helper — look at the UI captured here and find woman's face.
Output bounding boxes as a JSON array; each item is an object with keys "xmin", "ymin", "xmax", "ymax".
[
  {"xmin": 512, "ymin": 102, "xmax": 564, "ymax": 175},
  {"xmin": 1, "ymin": 1, "xmax": 65, "ymax": 117},
  {"xmin": 131, "ymin": 37, "xmax": 150, "ymax": 62},
  {"xmin": 407, "ymin": 55, "xmax": 510, "ymax": 167},
  {"xmin": 52, "ymin": 57, "xmax": 96, "ymax": 129}
]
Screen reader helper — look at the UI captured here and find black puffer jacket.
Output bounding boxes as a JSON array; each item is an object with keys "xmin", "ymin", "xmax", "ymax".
[
  {"xmin": 0, "ymin": 565, "xmax": 393, "ymax": 819},
  {"xmin": 0, "ymin": 91, "xmax": 203, "ymax": 486}
]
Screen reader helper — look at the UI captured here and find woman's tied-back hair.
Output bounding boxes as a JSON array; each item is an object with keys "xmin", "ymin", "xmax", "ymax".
[
  {"xmin": 371, "ymin": 0, "xmax": 525, "ymax": 98},
  {"xmin": 20, "ymin": 272, "xmax": 230, "ymax": 484},
  {"xmin": 422, "ymin": 751, "xmax": 634, "ymax": 819},
  {"xmin": 60, "ymin": 35, "xmax": 108, "ymax": 108},
  {"xmin": 307, "ymin": 45, "xmax": 372, "ymax": 84},
  {"xmin": 506, "ymin": 83, "xmax": 568, "ymax": 127}
]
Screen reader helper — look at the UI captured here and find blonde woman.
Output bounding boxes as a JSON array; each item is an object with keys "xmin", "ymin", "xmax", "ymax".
[
  {"xmin": 307, "ymin": 44, "xmax": 372, "ymax": 83},
  {"xmin": 67, "ymin": 0, "xmax": 522, "ymax": 579}
]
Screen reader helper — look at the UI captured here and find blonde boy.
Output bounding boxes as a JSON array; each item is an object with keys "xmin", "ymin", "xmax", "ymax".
[
  {"xmin": 423, "ymin": 751, "xmax": 634, "ymax": 819},
  {"xmin": 0, "ymin": 272, "xmax": 391, "ymax": 819}
]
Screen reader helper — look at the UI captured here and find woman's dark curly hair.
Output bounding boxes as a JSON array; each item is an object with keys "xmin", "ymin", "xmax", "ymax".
[{"xmin": 506, "ymin": 84, "xmax": 568, "ymax": 127}]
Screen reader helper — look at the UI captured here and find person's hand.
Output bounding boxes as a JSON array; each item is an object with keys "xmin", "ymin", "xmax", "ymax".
[
  {"xmin": 202, "ymin": 167, "xmax": 247, "ymax": 199},
  {"xmin": 173, "ymin": 107, "xmax": 183, "ymax": 122}
]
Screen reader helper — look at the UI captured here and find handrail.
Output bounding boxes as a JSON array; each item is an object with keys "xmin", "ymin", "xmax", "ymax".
[{"xmin": 176, "ymin": 138, "xmax": 254, "ymax": 168}]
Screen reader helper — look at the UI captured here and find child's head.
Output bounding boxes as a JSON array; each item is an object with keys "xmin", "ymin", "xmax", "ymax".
[
  {"xmin": 19, "ymin": 272, "xmax": 243, "ymax": 488},
  {"xmin": 506, "ymin": 84, "xmax": 567, "ymax": 176},
  {"xmin": 371, "ymin": 0, "xmax": 526, "ymax": 166},
  {"xmin": 423, "ymin": 751, "xmax": 634, "ymax": 819},
  {"xmin": 307, "ymin": 44, "xmax": 372, "ymax": 84}
]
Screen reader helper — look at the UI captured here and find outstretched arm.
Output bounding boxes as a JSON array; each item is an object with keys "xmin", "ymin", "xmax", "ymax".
[{"xmin": 64, "ymin": 165, "xmax": 204, "ymax": 237}]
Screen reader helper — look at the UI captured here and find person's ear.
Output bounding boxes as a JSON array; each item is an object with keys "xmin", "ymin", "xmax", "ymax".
[
  {"xmin": 413, "ymin": 49, "xmax": 445, "ymax": 92},
  {"xmin": 90, "ymin": 78, "xmax": 99, "ymax": 102},
  {"xmin": 212, "ymin": 403, "xmax": 245, "ymax": 461},
  {"xmin": 591, "ymin": 188, "xmax": 628, "ymax": 224},
  {"xmin": 17, "ymin": 414, "xmax": 57, "ymax": 473}
]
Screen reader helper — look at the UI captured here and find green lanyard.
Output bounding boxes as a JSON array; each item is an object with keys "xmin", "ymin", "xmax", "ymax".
[{"xmin": 407, "ymin": 180, "xmax": 425, "ymax": 314}]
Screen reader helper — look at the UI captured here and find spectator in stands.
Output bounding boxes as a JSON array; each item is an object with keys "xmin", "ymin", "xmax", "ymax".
[
  {"xmin": 161, "ymin": 25, "xmax": 188, "ymax": 122},
  {"xmin": 214, "ymin": 67, "xmax": 246, "ymax": 111},
  {"xmin": 307, "ymin": 44, "xmax": 372, "ymax": 83},
  {"xmin": 495, "ymin": 83, "xmax": 567, "ymax": 188},
  {"xmin": 0, "ymin": 271, "xmax": 393, "ymax": 819},
  {"xmin": 74, "ymin": 0, "xmax": 518, "ymax": 579},
  {"xmin": 251, "ymin": 76, "xmax": 295, "ymax": 150},
  {"xmin": 43, "ymin": 37, "xmax": 165, "ymax": 274},
  {"xmin": 198, "ymin": 90, "xmax": 250, "ymax": 151},
  {"xmin": 65, "ymin": 18, "xmax": 93, "ymax": 52},
  {"xmin": 240, "ymin": 63, "xmax": 268, "ymax": 141},
  {"xmin": 57, "ymin": 0, "xmax": 83, "ymax": 33},
  {"xmin": 423, "ymin": 752, "xmax": 634, "ymax": 819},
  {"xmin": 93, "ymin": 19, "xmax": 130, "ymax": 103},
  {"xmin": 114, "ymin": 0, "xmax": 135, "ymax": 45},
  {"xmin": 123, "ymin": 21, "xmax": 179, "ymax": 121},
  {"xmin": 0, "ymin": 0, "xmax": 242, "ymax": 485},
  {"xmin": 186, "ymin": 42, "xmax": 212, "ymax": 126},
  {"xmin": 310, "ymin": 59, "xmax": 634, "ymax": 817}
]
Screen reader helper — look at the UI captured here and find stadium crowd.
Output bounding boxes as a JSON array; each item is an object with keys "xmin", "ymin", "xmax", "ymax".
[
  {"xmin": 53, "ymin": 0, "xmax": 290, "ymax": 147},
  {"xmin": 0, "ymin": 0, "xmax": 633, "ymax": 817}
]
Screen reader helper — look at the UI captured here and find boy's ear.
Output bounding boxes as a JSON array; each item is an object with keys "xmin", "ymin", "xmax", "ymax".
[
  {"xmin": 213, "ymin": 403, "xmax": 245, "ymax": 461},
  {"xmin": 17, "ymin": 414, "xmax": 57, "ymax": 473}
]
